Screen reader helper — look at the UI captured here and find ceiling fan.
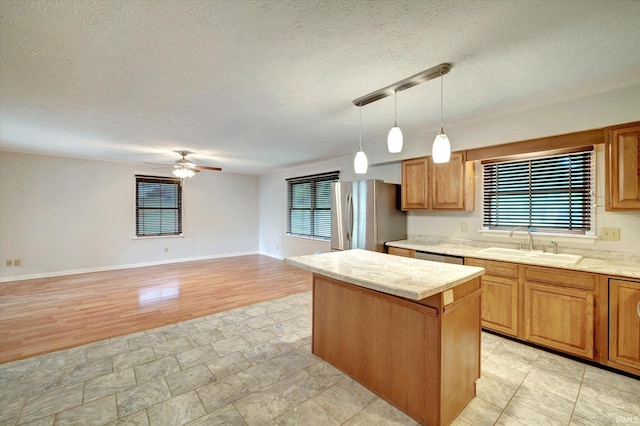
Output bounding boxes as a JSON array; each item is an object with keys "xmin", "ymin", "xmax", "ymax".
[{"xmin": 146, "ymin": 151, "xmax": 222, "ymax": 178}]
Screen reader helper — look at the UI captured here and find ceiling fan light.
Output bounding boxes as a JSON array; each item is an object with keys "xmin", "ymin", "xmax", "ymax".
[
  {"xmin": 387, "ymin": 124, "xmax": 403, "ymax": 153},
  {"xmin": 432, "ymin": 129, "xmax": 451, "ymax": 163},
  {"xmin": 354, "ymin": 150, "xmax": 368, "ymax": 174},
  {"xmin": 173, "ymin": 167, "xmax": 194, "ymax": 178}
]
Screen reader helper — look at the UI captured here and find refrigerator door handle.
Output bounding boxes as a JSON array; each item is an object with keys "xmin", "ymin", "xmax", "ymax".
[{"xmin": 346, "ymin": 192, "xmax": 353, "ymax": 247}]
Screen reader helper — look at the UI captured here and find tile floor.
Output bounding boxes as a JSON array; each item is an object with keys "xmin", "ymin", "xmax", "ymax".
[{"xmin": 0, "ymin": 291, "xmax": 638, "ymax": 425}]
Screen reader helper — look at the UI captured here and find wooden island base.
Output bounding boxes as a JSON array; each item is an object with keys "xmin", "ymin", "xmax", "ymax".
[{"xmin": 312, "ymin": 274, "xmax": 481, "ymax": 426}]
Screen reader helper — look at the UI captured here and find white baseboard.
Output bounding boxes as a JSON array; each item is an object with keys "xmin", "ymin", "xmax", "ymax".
[
  {"xmin": 0, "ymin": 251, "xmax": 261, "ymax": 283},
  {"xmin": 259, "ymin": 251, "xmax": 284, "ymax": 260}
]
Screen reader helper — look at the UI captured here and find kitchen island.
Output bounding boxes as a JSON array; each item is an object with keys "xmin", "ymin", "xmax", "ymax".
[{"xmin": 285, "ymin": 249, "xmax": 485, "ymax": 426}]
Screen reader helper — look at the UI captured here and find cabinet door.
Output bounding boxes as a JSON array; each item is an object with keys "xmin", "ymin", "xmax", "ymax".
[
  {"xmin": 431, "ymin": 152, "xmax": 465, "ymax": 209},
  {"xmin": 607, "ymin": 123, "xmax": 640, "ymax": 210},
  {"xmin": 609, "ymin": 279, "xmax": 640, "ymax": 369},
  {"xmin": 402, "ymin": 157, "xmax": 430, "ymax": 210},
  {"xmin": 481, "ymin": 275, "xmax": 519, "ymax": 336},
  {"xmin": 524, "ymin": 283, "xmax": 594, "ymax": 359}
]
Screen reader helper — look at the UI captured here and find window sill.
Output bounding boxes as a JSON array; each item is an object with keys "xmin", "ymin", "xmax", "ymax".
[
  {"xmin": 477, "ymin": 229, "xmax": 598, "ymax": 245},
  {"xmin": 132, "ymin": 235, "xmax": 185, "ymax": 240},
  {"xmin": 285, "ymin": 234, "xmax": 330, "ymax": 243}
]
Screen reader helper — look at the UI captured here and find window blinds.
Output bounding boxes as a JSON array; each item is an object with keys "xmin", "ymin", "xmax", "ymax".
[
  {"xmin": 482, "ymin": 149, "xmax": 592, "ymax": 233},
  {"xmin": 136, "ymin": 175, "xmax": 182, "ymax": 237},
  {"xmin": 286, "ymin": 171, "xmax": 339, "ymax": 240}
]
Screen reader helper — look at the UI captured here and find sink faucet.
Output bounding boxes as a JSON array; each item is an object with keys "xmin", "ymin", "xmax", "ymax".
[{"xmin": 509, "ymin": 227, "xmax": 534, "ymax": 251}]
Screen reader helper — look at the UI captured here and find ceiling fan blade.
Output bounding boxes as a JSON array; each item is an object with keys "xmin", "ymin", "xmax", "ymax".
[
  {"xmin": 195, "ymin": 165, "xmax": 223, "ymax": 172},
  {"xmin": 144, "ymin": 162, "xmax": 173, "ymax": 167}
]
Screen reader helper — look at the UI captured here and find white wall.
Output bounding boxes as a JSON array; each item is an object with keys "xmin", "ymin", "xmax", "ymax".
[
  {"xmin": 0, "ymin": 151, "xmax": 259, "ymax": 280},
  {"xmin": 258, "ymin": 156, "xmax": 401, "ymax": 259}
]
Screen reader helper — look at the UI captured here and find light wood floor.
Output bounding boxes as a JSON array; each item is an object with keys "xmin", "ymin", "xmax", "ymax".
[{"xmin": 0, "ymin": 255, "xmax": 311, "ymax": 364}]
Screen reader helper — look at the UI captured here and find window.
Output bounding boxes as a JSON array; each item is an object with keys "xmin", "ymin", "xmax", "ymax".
[
  {"xmin": 482, "ymin": 148, "xmax": 593, "ymax": 234},
  {"xmin": 287, "ymin": 171, "xmax": 339, "ymax": 240},
  {"xmin": 135, "ymin": 175, "xmax": 182, "ymax": 237}
]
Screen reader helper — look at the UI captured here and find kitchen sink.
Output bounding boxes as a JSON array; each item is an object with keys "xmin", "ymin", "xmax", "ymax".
[{"xmin": 478, "ymin": 247, "xmax": 583, "ymax": 265}]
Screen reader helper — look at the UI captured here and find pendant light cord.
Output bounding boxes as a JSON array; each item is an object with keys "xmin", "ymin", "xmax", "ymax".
[
  {"xmin": 394, "ymin": 91, "xmax": 398, "ymax": 125},
  {"xmin": 359, "ymin": 106, "xmax": 363, "ymax": 150},
  {"xmin": 440, "ymin": 71, "xmax": 444, "ymax": 132}
]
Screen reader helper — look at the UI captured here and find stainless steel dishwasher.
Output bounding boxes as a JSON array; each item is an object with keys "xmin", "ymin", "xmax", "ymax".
[{"xmin": 414, "ymin": 251, "xmax": 464, "ymax": 265}]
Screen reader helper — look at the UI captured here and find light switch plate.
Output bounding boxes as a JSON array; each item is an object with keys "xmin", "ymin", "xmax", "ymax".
[{"xmin": 600, "ymin": 227, "xmax": 620, "ymax": 241}]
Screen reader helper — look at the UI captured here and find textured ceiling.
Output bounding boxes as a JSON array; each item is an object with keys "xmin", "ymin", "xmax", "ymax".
[{"xmin": 1, "ymin": 0, "xmax": 640, "ymax": 174}]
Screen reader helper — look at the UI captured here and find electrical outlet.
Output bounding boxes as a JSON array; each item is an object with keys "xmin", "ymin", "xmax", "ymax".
[
  {"xmin": 6, "ymin": 259, "xmax": 13, "ymax": 267},
  {"xmin": 460, "ymin": 222, "xmax": 468, "ymax": 232},
  {"xmin": 14, "ymin": 259, "xmax": 21, "ymax": 267},
  {"xmin": 600, "ymin": 227, "xmax": 620, "ymax": 241},
  {"xmin": 164, "ymin": 247, "xmax": 169, "ymax": 253}
]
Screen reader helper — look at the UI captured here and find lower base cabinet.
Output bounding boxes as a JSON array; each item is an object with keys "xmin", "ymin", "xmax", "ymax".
[
  {"xmin": 523, "ymin": 282, "xmax": 595, "ymax": 359},
  {"xmin": 609, "ymin": 278, "xmax": 640, "ymax": 370},
  {"xmin": 465, "ymin": 258, "xmax": 519, "ymax": 336},
  {"xmin": 312, "ymin": 274, "xmax": 481, "ymax": 426}
]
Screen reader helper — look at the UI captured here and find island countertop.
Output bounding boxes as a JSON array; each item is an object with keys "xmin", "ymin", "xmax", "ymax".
[{"xmin": 285, "ymin": 249, "xmax": 485, "ymax": 301}]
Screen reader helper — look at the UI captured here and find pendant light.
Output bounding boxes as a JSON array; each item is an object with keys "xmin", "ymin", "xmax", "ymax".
[
  {"xmin": 387, "ymin": 91, "xmax": 403, "ymax": 153},
  {"xmin": 432, "ymin": 70, "xmax": 451, "ymax": 163},
  {"xmin": 354, "ymin": 106, "xmax": 368, "ymax": 174}
]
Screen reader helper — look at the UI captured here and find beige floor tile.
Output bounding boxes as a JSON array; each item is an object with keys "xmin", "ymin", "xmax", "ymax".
[
  {"xmin": 18, "ymin": 382, "xmax": 84, "ymax": 424},
  {"xmin": 458, "ymin": 397, "xmax": 502, "ymax": 426},
  {"xmin": 497, "ymin": 398, "xmax": 565, "ymax": 426},
  {"xmin": 146, "ymin": 391, "xmax": 206, "ymax": 426},
  {"xmin": 55, "ymin": 394, "xmax": 118, "ymax": 426},
  {"xmin": 116, "ymin": 377, "xmax": 171, "ymax": 418}
]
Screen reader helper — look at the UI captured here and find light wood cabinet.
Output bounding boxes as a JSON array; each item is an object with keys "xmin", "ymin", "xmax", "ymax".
[
  {"xmin": 465, "ymin": 257, "xmax": 640, "ymax": 374},
  {"xmin": 609, "ymin": 278, "xmax": 640, "ymax": 370},
  {"xmin": 388, "ymin": 247, "xmax": 415, "ymax": 258},
  {"xmin": 401, "ymin": 157, "xmax": 430, "ymax": 209},
  {"xmin": 312, "ymin": 274, "xmax": 481, "ymax": 426},
  {"xmin": 523, "ymin": 282, "xmax": 594, "ymax": 359},
  {"xmin": 431, "ymin": 152, "xmax": 475, "ymax": 210},
  {"xmin": 401, "ymin": 152, "xmax": 474, "ymax": 211},
  {"xmin": 523, "ymin": 266, "xmax": 595, "ymax": 359},
  {"xmin": 466, "ymin": 258, "xmax": 518, "ymax": 336},
  {"xmin": 606, "ymin": 121, "xmax": 640, "ymax": 210}
]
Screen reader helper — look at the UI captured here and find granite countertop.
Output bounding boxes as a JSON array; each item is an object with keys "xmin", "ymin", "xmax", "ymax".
[
  {"xmin": 386, "ymin": 240, "xmax": 640, "ymax": 280},
  {"xmin": 285, "ymin": 249, "xmax": 485, "ymax": 301}
]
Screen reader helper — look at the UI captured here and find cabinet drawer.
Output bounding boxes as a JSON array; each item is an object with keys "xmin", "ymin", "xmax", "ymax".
[
  {"xmin": 388, "ymin": 247, "xmax": 415, "ymax": 258},
  {"xmin": 466, "ymin": 258, "xmax": 518, "ymax": 279},
  {"xmin": 524, "ymin": 266, "xmax": 594, "ymax": 290}
]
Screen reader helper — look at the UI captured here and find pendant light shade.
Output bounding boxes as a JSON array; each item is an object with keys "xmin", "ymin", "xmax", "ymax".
[
  {"xmin": 432, "ymin": 128, "xmax": 451, "ymax": 163},
  {"xmin": 387, "ymin": 126, "xmax": 403, "ymax": 153},
  {"xmin": 387, "ymin": 91, "xmax": 403, "ymax": 153},
  {"xmin": 354, "ymin": 106, "xmax": 368, "ymax": 174},
  {"xmin": 432, "ymin": 70, "xmax": 451, "ymax": 164},
  {"xmin": 354, "ymin": 150, "xmax": 368, "ymax": 174}
]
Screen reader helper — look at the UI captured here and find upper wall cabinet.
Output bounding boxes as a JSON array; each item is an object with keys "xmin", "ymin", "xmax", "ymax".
[
  {"xmin": 606, "ymin": 121, "xmax": 640, "ymax": 211},
  {"xmin": 402, "ymin": 152, "xmax": 475, "ymax": 211},
  {"xmin": 401, "ymin": 157, "xmax": 430, "ymax": 209}
]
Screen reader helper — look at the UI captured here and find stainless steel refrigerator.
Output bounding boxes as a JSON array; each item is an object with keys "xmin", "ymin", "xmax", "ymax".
[{"xmin": 331, "ymin": 180, "xmax": 407, "ymax": 252}]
